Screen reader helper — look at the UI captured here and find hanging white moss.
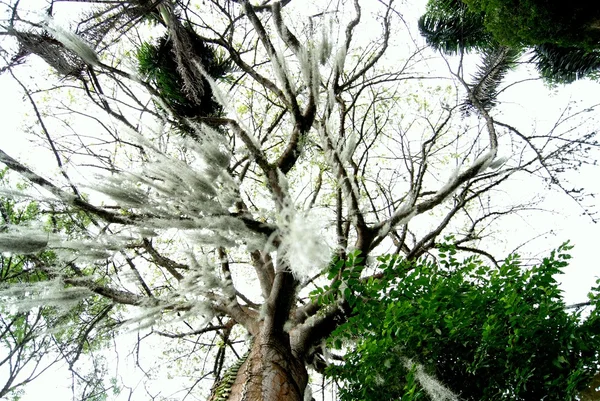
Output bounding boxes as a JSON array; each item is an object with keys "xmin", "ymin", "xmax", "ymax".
[
  {"xmin": 473, "ymin": 149, "xmax": 496, "ymax": 173},
  {"xmin": 317, "ymin": 22, "xmax": 333, "ymax": 65},
  {"xmin": 0, "ymin": 279, "xmax": 93, "ymax": 313},
  {"xmin": 192, "ymin": 60, "xmax": 230, "ymax": 110},
  {"xmin": 0, "ymin": 227, "xmax": 48, "ymax": 254},
  {"xmin": 276, "ymin": 203, "xmax": 331, "ymax": 280},
  {"xmin": 303, "ymin": 383, "xmax": 313, "ymax": 401},
  {"xmin": 93, "ymin": 177, "xmax": 149, "ymax": 208},
  {"xmin": 403, "ymin": 358, "xmax": 461, "ymax": 401},
  {"xmin": 341, "ymin": 132, "xmax": 358, "ymax": 163},
  {"xmin": 123, "ymin": 305, "xmax": 167, "ymax": 332},
  {"xmin": 44, "ymin": 17, "xmax": 99, "ymax": 66},
  {"xmin": 179, "ymin": 251, "xmax": 235, "ymax": 301},
  {"xmin": 334, "ymin": 45, "xmax": 347, "ymax": 77},
  {"xmin": 487, "ymin": 155, "xmax": 508, "ymax": 170},
  {"xmin": 433, "ymin": 166, "xmax": 461, "ymax": 198}
]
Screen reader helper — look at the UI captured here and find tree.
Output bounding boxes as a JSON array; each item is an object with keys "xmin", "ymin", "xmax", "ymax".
[
  {"xmin": 0, "ymin": 1, "xmax": 598, "ymax": 400},
  {"xmin": 418, "ymin": 0, "xmax": 600, "ymax": 83},
  {"xmin": 326, "ymin": 242, "xmax": 600, "ymax": 400},
  {"xmin": 0, "ymin": 169, "xmax": 118, "ymax": 400}
]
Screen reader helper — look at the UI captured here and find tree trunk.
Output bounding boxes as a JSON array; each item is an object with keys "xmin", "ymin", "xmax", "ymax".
[
  {"xmin": 581, "ymin": 372, "xmax": 600, "ymax": 401},
  {"xmin": 209, "ymin": 333, "xmax": 308, "ymax": 401}
]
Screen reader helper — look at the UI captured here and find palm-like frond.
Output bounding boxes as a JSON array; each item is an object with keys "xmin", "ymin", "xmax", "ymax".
[
  {"xmin": 137, "ymin": 28, "xmax": 233, "ymax": 119},
  {"xmin": 463, "ymin": 46, "xmax": 522, "ymax": 113},
  {"xmin": 532, "ymin": 43, "xmax": 600, "ymax": 83},
  {"xmin": 418, "ymin": 0, "xmax": 492, "ymax": 54}
]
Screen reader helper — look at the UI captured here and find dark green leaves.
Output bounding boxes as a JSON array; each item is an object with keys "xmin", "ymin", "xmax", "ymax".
[
  {"xmin": 137, "ymin": 28, "xmax": 232, "ymax": 121},
  {"xmin": 310, "ymin": 250, "xmax": 365, "ymax": 307},
  {"xmin": 419, "ymin": 0, "xmax": 600, "ymax": 84},
  {"xmin": 418, "ymin": 0, "xmax": 493, "ymax": 54},
  {"xmin": 326, "ymin": 242, "xmax": 600, "ymax": 401}
]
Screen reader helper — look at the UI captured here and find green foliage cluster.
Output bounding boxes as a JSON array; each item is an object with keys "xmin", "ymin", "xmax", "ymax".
[
  {"xmin": 532, "ymin": 44, "xmax": 600, "ymax": 83},
  {"xmin": 137, "ymin": 27, "xmax": 232, "ymax": 119},
  {"xmin": 462, "ymin": 0, "xmax": 600, "ymax": 50},
  {"xmin": 419, "ymin": 0, "xmax": 600, "ymax": 84},
  {"xmin": 325, "ymin": 242, "xmax": 600, "ymax": 401},
  {"xmin": 0, "ymin": 169, "xmax": 118, "ymax": 400},
  {"xmin": 418, "ymin": 0, "xmax": 493, "ymax": 54},
  {"xmin": 310, "ymin": 251, "xmax": 364, "ymax": 307}
]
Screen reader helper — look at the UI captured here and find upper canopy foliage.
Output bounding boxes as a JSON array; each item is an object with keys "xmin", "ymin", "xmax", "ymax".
[{"xmin": 419, "ymin": 0, "xmax": 600, "ymax": 83}]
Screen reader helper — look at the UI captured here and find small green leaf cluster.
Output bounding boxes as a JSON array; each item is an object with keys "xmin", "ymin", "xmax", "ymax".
[
  {"xmin": 309, "ymin": 250, "xmax": 364, "ymax": 307},
  {"xmin": 136, "ymin": 28, "xmax": 232, "ymax": 120},
  {"xmin": 326, "ymin": 241, "xmax": 600, "ymax": 401}
]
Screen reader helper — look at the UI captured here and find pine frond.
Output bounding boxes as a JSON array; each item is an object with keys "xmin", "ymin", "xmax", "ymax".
[
  {"xmin": 463, "ymin": 46, "xmax": 521, "ymax": 113},
  {"xmin": 418, "ymin": 0, "xmax": 492, "ymax": 54},
  {"xmin": 532, "ymin": 43, "xmax": 600, "ymax": 83}
]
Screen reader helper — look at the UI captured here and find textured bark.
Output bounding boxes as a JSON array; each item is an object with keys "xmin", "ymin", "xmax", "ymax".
[
  {"xmin": 581, "ymin": 372, "xmax": 600, "ymax": 401},
  {"xmin": 210, "ymin": 333, "xmax": 308, "ymax": 401}
]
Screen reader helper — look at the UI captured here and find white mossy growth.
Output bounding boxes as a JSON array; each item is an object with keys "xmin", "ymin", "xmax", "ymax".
[
  {"xmin": 181, "ymin": 252, "xmax": 220, "ymax": 291},
  {"xmin": 186, "ymin": 301, "xmax": 216, "ymax": 328},
  {"xmin": 245, "ymin": 232, "xmax": 268, "ymax": 254},
  {"xmin": 0, "ymin": 225, "xmax": 53, "ymax": 255},
  {"xmin": 124, "ymin": 305, "xmax": 167, "ymax": 332},
  {"xmin": 186, "ymin": 228, "xmax": 235, "ymax": 248},
  {"xmin": 303, "ymin": 383, "xmax": 313, "ymax": 401},
  {"xmin": 185, "ymin": 125, "xmax": 231, "ymax": 171},
  {"xmin": 93, "ymin": 176, "xmax": 149, "ymax": 208},
  {"xmin": 56, "ymin": 234, "xmax": 132, "ymax": 262},
  {"xmin": 273, "ymin": 47, "xmax": 296, "ymax": 101},
  {"xmin": 44, "ymin": 17, "xmax": 99, "ymax": 66},
  {"xmin": 334, "ymin": 45, "xmax": 347, "ymax": 77},
  {"xmin": 108, "ymin": 124, "xmax": 238, "ymax": 223},
  {"xmin": 403, "ymin": 358, "xmax": 461, "ymax": 401},
  {"xmin": 326, "ymin": 85, "xmax": 337, "ymax": 116},
  {"xmin": 1, "ymin": 279, "xmax": 93, "ymax": 313},
  {"xmin": 276, "ymin": 168, "xmax": 291, "ymax": 196},
  {"xmin": 259, "ymin": 301, "xmax": 269, "ymax": 320},
  {"xmin": 487, "ymin": 155, "xmax": 508, "ymax": 170},
  {"xmin": 296, "ymin": 42, "xmax": 320, "ymax": 103},
  {"xmin": 318, "ymin": 22, "xmax": 333, "ymax": 65},
  {"xmin": 193, "ymin": 60, "xmax": 229, "ymax": 109},
  {"xmin": 434, "ymin": 150, "xmax": 497, "ymax": 199},
  {"xmin": 378, "ymin": 221, "xmax": 392, "ymax": 239},
  {"xmin": 276, "ymin": 203, "xmax": 331, "ymax": 280},
  {"xmin": 0, "ymin": 229, "xmax": 48, "ymax": 255},
  {"xmin": 216, "ymin": 175, "xmax": 240, "ymax": 210},
  {"xmin": 283, "ymin": 319, "xmax": 294, "ymax": 332},
  {"xmin": 180, "ymin": 251, "xmax": 235, "ymax": 300},
  {"xmin": 380, "ymin": 193, "xmax": 417, "ymax": 237},
  {"xmin": 100, "ymin": 133, "xmax": 238, "ymax": 221},
  {"xmin": 341, "ymin": 132, "xmax": 358, "ymax": 163},
  {"xmin": 434, "ymin": 166, "xmax": 461, "ymax": 198},
  {"xmin": 473, "ymin": 149, "xmax": 496, "ymax": 172}
]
